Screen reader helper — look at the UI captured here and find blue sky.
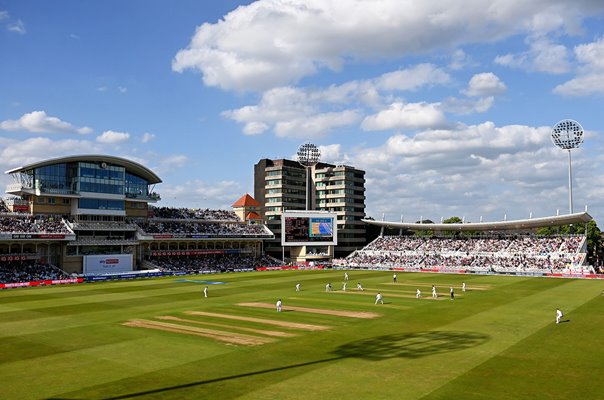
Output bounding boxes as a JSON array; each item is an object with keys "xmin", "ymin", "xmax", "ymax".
[{"xmin": 1, "ymin": 0, "xmax": 604, "ymax": 226}]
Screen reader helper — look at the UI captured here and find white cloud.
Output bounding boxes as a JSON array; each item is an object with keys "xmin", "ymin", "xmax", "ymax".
[
  {"xmin": 0, "ymin": 111, "xmax": 92, "ymax": 134},
  {"xmin": 223, "ymin": 85, "xmax": 361, "ymax": 138},
  {"xmin": 274, "ymin": 110, "xmax": 360, "ymax": 138},
  {"xmin": 97, "ymin": 86, "xmax": 108, "ymax": 92},
  {"xmin": 0, "ymin": 137, "xmax": 102, "ymax": 172},
  {"xmin": 8, "ymin": 19, "xmax": 25, "ymax": 34},
  {"xmin": 463, "ymin": 72, "xmax": 507, "ymax": 97},
  {"xmin": 347, "ymin": 122, "xmax": 589, "ymax": 222},
  {"xmin": 0, "ymin": 11, "xmax": 8, "ymax": 20},
  {"xmin": 156, "ymin": 154, "xmax": 189, "ymax": 174},
  {"xmin": 223, "ymin": 63, "xmax": 457, "ymax": 137},
  {"xmin": 553, "ymin": 37, "xmax": 604, "ymax": 96},
  {"xmin": 442, "ymin": 96, "xmax": 494, "ymax": 115},
  {"xmin": 495, "ymin": 37, "xmax": 571, "ymax": 74},
  {"xmin": 361, "ymin": 102, "xmax": 447, "ymax": 131},
  {"xmin": 376, "ymin": 64, "xmax": 450, "ymax": 91},
  {"xmin": 118, "ymin": 86, "xmax": 128, "ymax": 93},
  {"xmin": 141, "ymin": 132, "xmax": 155, "ymax": 143},
  {"xmin": 96, "ymin": 130, "xmax": 130, "ymax": 144},
  {"xmin": 448, "ymin": 49, "xmax": 470, "ymax": 70},
  {"xmin": 173, "ymin": 0, "xmax": 602, "ymax": 91}
]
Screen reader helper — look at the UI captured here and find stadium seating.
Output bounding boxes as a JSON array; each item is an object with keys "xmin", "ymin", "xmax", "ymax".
[{"xmin": 336, "ymin": 235, "xmax": 588, "ymax": 274}]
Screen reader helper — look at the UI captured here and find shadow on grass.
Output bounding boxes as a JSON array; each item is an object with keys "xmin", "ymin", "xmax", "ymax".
[
  {"xmin": 50, "ymin": 330, "xmax": 489, "ymax": 400},
  {"xmin": 333, "ymin": 330, "xmax": 490, "ymax": 360}
]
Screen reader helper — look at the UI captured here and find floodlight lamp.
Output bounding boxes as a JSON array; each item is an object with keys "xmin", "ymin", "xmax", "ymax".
[
  {"xmin": 297, "ymin": 142, "xmax": 321, "ymax": 167},
  {"xmin": 551, "ymin": 119, "xmax": 584, "ymax": 150}
]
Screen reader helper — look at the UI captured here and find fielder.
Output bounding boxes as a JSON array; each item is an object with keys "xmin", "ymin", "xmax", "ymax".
[
  {"xmin": 344, "ymin": 271, "xmax": 349, "ymax": 281},
  {"xmin": 556, "ymin": 308, "xmax": 563, "ymax": 324},
  {"xmin": 203, "ymin": 286, "xmax": 208, "ymax": 298},
  {"xmin": 450, "ymin": 287, "xmax": 455, "ymax": 300},
  {"xmin": 432, "ymin": 285, "xmax": 437, "ymax": 298},
  {"xmin": 462, "ymin": 282, "xmax": 466, "ymax": 292},
  {"xmin": 357, "ymin": 282, "xmax": 364, "ymax": 291},
  {"xmin": 342, "ymin": 282, "xmax": 347, "ymax": 291},
  {"xmin": 276, "ymin": 298, "xmax": 282, "ymax": 312},
  {"xmin": 393, "ymin": 272, "xmax": 397, "ymax": 283},
  {"xmin": 326, "ymin": 283, "xmax": 332, "ymax": 292},
  {"xmin": 295, "ymin": 283, "xmax": 301, "ymax": 292},
  {"xmin": 416, "ymin": 288, "xmax": 421, "ymax": 298},
  {"xmin": 375, "ymin": 292, "xmax": 384, "ymax": 304}
]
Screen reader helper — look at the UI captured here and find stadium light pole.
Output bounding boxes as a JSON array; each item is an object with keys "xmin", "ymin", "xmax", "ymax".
[
  {"xmin": 297, "ymin": 142, "xmax": 321, "ymax": 211},
  {"xmin": 551, "ymin": 119, "xmax": 584, "ymax": 215}
]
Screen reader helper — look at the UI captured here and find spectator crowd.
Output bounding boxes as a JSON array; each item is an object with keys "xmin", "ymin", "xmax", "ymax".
[
  {"xmin": 0, "ymin": 215, "xmax": 71, "ymax": 234},
  {"xmin": 149, "ymin": 207, "xmax": 238, "ymax": 221},
  {"xmin": 0, "ymin": 261, "xmax": 68, "ymax": 283},
  {"xmin": 337, "ymin": 235, "xmax": 588, "ymax": 274},
  {"xmin": 151, "ymin": 254, "xmax": 283, "ymax": 273}
]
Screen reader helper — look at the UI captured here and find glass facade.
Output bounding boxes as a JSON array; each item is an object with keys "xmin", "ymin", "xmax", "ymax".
[
  {"xmin": 79, "ymin": 198, "xmax": 125, "ymax": 211},
  {"xmin": 34, "ymin": 163, "xmax": 76, "ymax": 194},
  {"xmin": 26, "ymin": 160, "xmax": 154, "ymax": 201},
  {"xmin": 125, "ymin": 173, "xmax": 149, "ymax": 198},
  {"xmin": 77, "ymin": 162, "xmax": 124, "ymax": 194}
]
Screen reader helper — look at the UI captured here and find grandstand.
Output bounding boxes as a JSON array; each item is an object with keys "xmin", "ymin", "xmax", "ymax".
[
  {"xmin": 334, "ymin": 212, "xmax": 594, "ymax": 276},
  {"xmin": 1, "ymin": 155, "xmax": 280, "ymax": 286}
]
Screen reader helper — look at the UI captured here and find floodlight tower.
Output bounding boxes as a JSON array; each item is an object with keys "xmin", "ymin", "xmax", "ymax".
[
  {"xmin": 297, "ymin": 142, "xmax": 321, "ymax": 210},
  {"xmin": 551, "ymin": 119, "xmax": 584, "ymax": 214}
]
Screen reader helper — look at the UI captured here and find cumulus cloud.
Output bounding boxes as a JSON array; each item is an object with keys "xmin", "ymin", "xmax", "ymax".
[
  {"xmin": 0, "ymin": 111, "xmax": 92, "ymax": 134},
  {"xmin": 348, "ymin": 122, "xmax": 588, "ymax": 222},
  {"xmin": 223, "ymin": 85, "xmax": 362, "ymax": 138},
  {"xmin": 7, "ymin": 19, "xmax": 25, "ymax": 34},
  {"xmin": 553, "ymin": 37, "xmax": 604, "ymax": 96},
  {"xmin": 376, "ymin": 64, "xmax": 450, "ymax": 91},
  {"xmin": 173, "ymin": 0, "xmax": 602, "ymax": 91},
  {"xmin": 0, "ymin": 137, "xmax": 102, "ymax": 172},
  {"xmin": 223, "ymin": 63, "xmax": 456, "ymax": 137},
  {"xmin": 442, "ymin": 96, "xmax": 494, "ymax": 115},
  {"xmin": 149, "ymin": 154, "xmax": 190, "ymax": 176},
  {"xmin": 463, "ymin": 73, "xmax": 507, "ymax": 97},
  {"xmin": 141, "ymin": 132, "xmax": 155, "ymax": 143},
  {"xmin": 96, "ymin": 130, "xmax": 130, "ymax": 144},
  {"xmin": 275, "ymin": 110, "xmax": 360, "ymax": 138},
  {"xmin": 495, "ymin": 37, "xmax": 571, "ymax": 74},
  {"xmin": 361, "ymin": 102, "xmax": 447, "ymax": 131}
]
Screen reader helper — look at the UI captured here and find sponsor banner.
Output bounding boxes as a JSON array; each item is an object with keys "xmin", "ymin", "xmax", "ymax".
[
  {"xmin": 0, "ymin": 277, "xmax": 83, "ymax": 289},
  {"xmin": 255, "ymin": 265, "xmax": 325, "ymax": 271},
  {"xmin": 151, "ymin": 233, "xmax": 271, "ymax": 240},
  {"xmin": 11, "ymin": 233, "xmax": 66, "ymax": 240},
  {"xmin": 150, "ymin": 250, "xmax": 227, "ymax": 257},
  {"xmin": 83, "ymin": 254, "xmax": 133, "ymax": 275}
]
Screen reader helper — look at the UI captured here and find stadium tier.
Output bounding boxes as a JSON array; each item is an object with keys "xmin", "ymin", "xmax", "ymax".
[{"xmin": 334, "ymin": 234, "xmax": 591, "ymax": 275}]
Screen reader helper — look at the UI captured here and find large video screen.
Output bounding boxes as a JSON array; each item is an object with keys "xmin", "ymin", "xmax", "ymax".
[{"xmin": 281, "ymin": 212, "xmax": 337, "ymax": 246}]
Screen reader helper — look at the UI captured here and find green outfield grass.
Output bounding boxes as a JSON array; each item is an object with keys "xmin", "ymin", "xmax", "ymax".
[{"xmin": 1, "ymin": 270, "xmax": 603, "ymax": 400}]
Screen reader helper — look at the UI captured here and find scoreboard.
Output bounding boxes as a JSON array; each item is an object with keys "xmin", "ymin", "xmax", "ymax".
[{"xmin": 281, "ymin": 211, "xmax": 337, "ymax": 246}]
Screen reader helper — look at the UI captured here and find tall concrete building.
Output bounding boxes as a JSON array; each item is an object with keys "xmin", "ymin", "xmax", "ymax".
[{"xmin": 254, "ymin": 158, "xmax": 366, "ymax": 260}]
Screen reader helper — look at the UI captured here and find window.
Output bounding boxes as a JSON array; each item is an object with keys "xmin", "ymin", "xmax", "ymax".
[{"xmin": 79, "ymin": 198, "xmax": 125, "ymax": 210}]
